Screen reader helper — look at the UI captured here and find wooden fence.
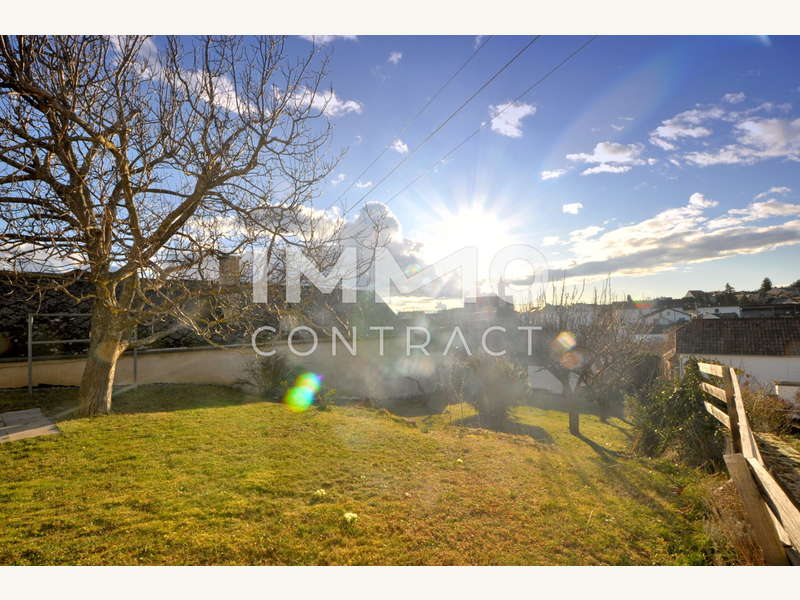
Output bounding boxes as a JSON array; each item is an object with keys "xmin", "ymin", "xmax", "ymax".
[{"xmin": 698, "ymin": 361, "xmax": 800, "ymax": 565}]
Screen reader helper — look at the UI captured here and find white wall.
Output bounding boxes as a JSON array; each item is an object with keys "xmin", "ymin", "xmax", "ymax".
[
  {"xmin": 695, "ymin": 306, "xmax": 741, "ymax": 318},
  {"xmin": 644, "ymin": 309, "xmax": 690, "ymax": 326},
  {"xmin": 678, "ymin": 353, "xmax": 800, "ymax": 391},
  {"xmin": 0, "ymin": 338, "xmax": 444, "ymax": 400},
  {"xmin": 774, "ymin": 383, "xmax": 800, "ymax": 406}
]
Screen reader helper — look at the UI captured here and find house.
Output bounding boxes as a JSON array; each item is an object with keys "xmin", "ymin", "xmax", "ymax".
[
  {"xmin": 667, "ymin": 317, "xmax": 800, "ymax": 404},
  {"xmin": 642, "ymin": 307, "xmax": 692, "ymax": 326},
  {"xmin": 741, "ymin": 304, "xmax": 800, "ymax": 318},
  {"xmin": 694, "ymin": 306, "xmax": 741, "ymax": 319},
  {"xmin": 683, "ymin": 290, "xmax": 712, "ymax": 307}
]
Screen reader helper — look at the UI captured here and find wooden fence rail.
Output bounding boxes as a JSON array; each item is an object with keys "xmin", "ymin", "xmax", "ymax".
[{"xmin": 698, "ymin": 361, "xmax": 800, "ymax": 565}]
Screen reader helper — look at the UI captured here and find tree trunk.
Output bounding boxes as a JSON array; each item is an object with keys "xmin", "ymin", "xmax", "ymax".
[
  {"xmin": 77, "ymin": 304, "xmax": 127, "ymax": 416},
  {"xmin": 562, "ymin": 379, "xmax": 580, "ymax": 436},
  {"xmin": 568, "ymin": 405, "xmax": 580, "ymax": 436}
]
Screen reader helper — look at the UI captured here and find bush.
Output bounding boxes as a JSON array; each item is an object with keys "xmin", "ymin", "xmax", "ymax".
[
  {"xmin": 246, "ymin": 354, "xmax": 338, "ymax": 410},
  {"xmin": 458, "ymin": 355, "xmax": 531, "ymax": 430},
  {"xmin": 245, "ymin": 353, "xmax": 300, "ymax": 402},
  {"xmin": 315, "ymin": 387, "xmax": 337, "ymax": 410},
  {"xmin": 583, "ymin": 353, "xmax": 662, "ymax": 422},
  {"xmin": 626, "ymin": 359, "xmax": 725, "ymax": 471},
  {"xmin": 740, "ymin": 382, "xmax": 794, "ymax": 435}
]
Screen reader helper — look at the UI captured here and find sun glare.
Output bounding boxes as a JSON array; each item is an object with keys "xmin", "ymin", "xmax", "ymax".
[
  {"xmin": 414, "ymin": 200, "xmax": 539, "ymax": 297},
  {"xmin": 421, "ymin": 203, "xmax": 515, "ymax": 264}
]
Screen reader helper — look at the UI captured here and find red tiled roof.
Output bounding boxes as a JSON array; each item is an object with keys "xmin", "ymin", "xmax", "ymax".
[{"xmin": 675, "ymin": 317, "xmax": 800, "ymax": 356}]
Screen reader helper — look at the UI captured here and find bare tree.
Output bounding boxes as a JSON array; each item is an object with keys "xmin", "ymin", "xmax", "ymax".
[
  {"xmin": 0, "ymin": 35, "xmax": 369, "ymax": 415},
  {"xmin": 521, "ymin": 277, "xmax": 652, "ymax": 436}
]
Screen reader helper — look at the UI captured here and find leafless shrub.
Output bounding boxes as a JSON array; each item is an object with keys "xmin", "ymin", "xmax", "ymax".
[{"xmin": 740, "ymin": 382, "xmax": 795, "ymax": 435}]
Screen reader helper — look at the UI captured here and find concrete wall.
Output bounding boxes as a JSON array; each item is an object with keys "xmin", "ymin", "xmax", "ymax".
[
  {"xmin": 1, "ymin": 334, "xmax": 572, "ymax": 401},
  {"xmin": 0, "ymin": 337, "xmax": 458, "ymax": 400}
]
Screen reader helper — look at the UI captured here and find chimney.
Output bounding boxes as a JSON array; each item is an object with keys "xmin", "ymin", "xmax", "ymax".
[{"xmin": 218, "ymin": 254, "xmax": 241, "ymax": 287}]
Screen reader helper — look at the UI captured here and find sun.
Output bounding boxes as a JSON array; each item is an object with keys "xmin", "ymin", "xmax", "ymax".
[
  {"xmin": 414, "ymin": 200, "xmax": 537, "ymax": 295},
  {"xmin": 418, "ymin": 202, "xmax": 514, "ymax": 264}
]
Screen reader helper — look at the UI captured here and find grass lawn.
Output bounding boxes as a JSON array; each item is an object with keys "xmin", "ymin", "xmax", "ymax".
[{"xmin": 0, "ymin": 385, "xmax": 734, "ymax": 565}]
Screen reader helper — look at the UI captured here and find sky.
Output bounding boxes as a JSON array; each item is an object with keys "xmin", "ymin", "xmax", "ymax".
[{"xmin": 286, "ymin": 35, "xmax": 800, "ymax": 310}]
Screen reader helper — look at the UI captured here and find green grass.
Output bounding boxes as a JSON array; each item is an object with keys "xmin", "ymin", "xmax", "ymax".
[{"xmin": 0, "ymin": 385, "xmax": 734, "ymax": 565}]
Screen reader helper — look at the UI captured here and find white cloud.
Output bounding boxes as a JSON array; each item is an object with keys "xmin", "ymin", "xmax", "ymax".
[
  {"xmin": 562, "ymin": 203, "xmax": 583, "ymax": 215},
  {"xmin": 541, "ymin": 236, "xmax": 561, "ymax": 246},
  {"xmin": 309, "ymin": 89, "xmax": 363, "ymax": 118},
  {"xmin": 570, "ymin": 225, "xmax": 604, "ymax": 241},
  {"xmin": 331, "ymin": 173, "xmax": 346, "ymax": 185},
  {"xmin": 552, "ymin": 192, "xmax": 800, "ymax": 281},
  {"xmin": 643, "ymin": 98, "xmax": 799, "ymax": 166},
  {"xmin": 648, "ymin": 106, "xmax": 725, "ymax": 150},
  {"xmin": 649, "ymin": 136, "xmax": 677, "ymax": 151},
  {"xmin": 581, "ymin": 164, "xmax": 632, "ymax": 176},
  {"xmin": 540, "ymin": 169, "xmax": 567, "ymax": 180},
  {"xmin": 567, "ymin": 141, "xmax": 647, "ymax": 175},
  {"xmin": 707, "ymin": 198, "xmax": 800, "ymax": 229},
  {"xmin": 755, "ymin": 186, "xmax": 792, "ymax": 200},
  {"xmin": 735, "ymin": 117, "xmax": 800, "ymax": 158},
  {"xmin": 289, "ymin": 88, "xmax": 362, "ymax": 118},
  {"xmin": 390, "ymin": 139, "xmax": 409, "ymax": 154},
  {"xmin": 355, "ymin": 180, "xmax": 373, "ymax": 189},
  {"xmin": 653, "ymin": 118, "xmax": 714, "ymax": 141},
  {"xmin": 111, "ymin": 39, "xmax": 256, "ymax": 115},
  {"xmin": 688, "ymin": 192, "xmax": 718, "ymax": 208},
  {"xmin": 723, "ymin": 92, "xmax": 746, "ymax": 104},
  {"xmin": 611, "ymin": 124, "xmax": 625, "ymax": 132},
  {"xmin": 731, "ymin": 199, "xmax": 800, "ymax": 219},
  {"xmin": 388, "ymin": 51, "xmax": 403, "ymax": 65},
  {"xmin": 684, "ymin": 118, "xmax": 800, "ymax": 166},
  {"xmin": 299, "ymin": 35, "xmax": 357, "ymax": 45},
  {"xmin": 489, "ymin": 101, "xmax": 536, "ymax": 138},
  {"xmin": 567, "ymin": 141, "xmax": 645, "ymax": 164},
  {"xmin": 683, "ymin": 145, "xmax": 748, "ymax": 166}
]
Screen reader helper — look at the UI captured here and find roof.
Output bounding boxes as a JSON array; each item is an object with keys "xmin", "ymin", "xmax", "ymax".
[
  {"xmin": 675, "ymin": 317, "xmax": 800, "ymax": 356},
  {"xmin": 645, "ymin": 307, "xmax": 691, "ymax": 318},
  {"xmin": 684, "ymin": 290, "xmax": 710, "ymax": 299}
]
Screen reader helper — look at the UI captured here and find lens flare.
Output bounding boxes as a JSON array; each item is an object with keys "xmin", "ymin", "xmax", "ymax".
[
  {"xmin": 403, "ymin": 263, "xmax": 422, "ymax": 277},
  {"xmin": 284, "ymin": 372, "xmax": 324, "ymax": 412},
  {"xmin": 554, "ymin": 330, "xmax": 576, "ymax": 352},
  {"xmin": 560, "ymin": 349, "xmax": 587, "ymax": 370}
]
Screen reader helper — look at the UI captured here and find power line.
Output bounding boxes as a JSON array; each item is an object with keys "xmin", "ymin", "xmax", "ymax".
[
  {"xmin": 383, "ymin": 36, "xmax": 597, "ymax": 205},
  {"xmin": 331, "ymin": 36, "xmax": 494, "ymax": 207},
  {"xmin": 341, "ymin": 35, "xmax": 541, "ymax": 217}
]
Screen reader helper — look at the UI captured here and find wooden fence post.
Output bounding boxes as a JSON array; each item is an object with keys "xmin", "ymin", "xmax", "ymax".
[
  {"xmin": 728, "ymin": 368, "xmax": 763, "ymax": 463},
  {"xmin": 721, "ymin": 367, "xmax": 742, "ymax": 454},
  {"xmin": 724, "ymin": 453, "xmax": 789, "ymax": 565}
]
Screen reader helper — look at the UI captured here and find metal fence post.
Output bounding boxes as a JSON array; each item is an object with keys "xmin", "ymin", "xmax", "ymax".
[
  {"xmin": 27, "ymin": 313, "xmax": 33, "ymax": 397},
  {"xmin": 133, "ymin": 329, "xmax": 138, "ymax": 389}
]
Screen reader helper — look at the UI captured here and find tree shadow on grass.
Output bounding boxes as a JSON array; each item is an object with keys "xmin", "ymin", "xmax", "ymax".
[
  {"xmin": 378, "ymin": 392, "xmax": 449, "ymax": 418},
  {"xmin": 602, "ymin": 419, "xmax": 634, "ymax": 441},
  {"xmin": 0, "ymin": 386, "xmax": 77, "ymax": 419},
  {"xmin": 452, "ymin": 414, "xmax": 554, "ymax": 444},
  {"xmin": 575, "ymin": 432, "xmax": 623, "ymax": 462},
  {"xmin": 0, "ymin": 383, "xmax": 261, "ymax": 419},
  {"xmin": 526, "ymin": 389, "xmax": 626, "ymax": 421},
  {"xmin": 109, "ymin": 384, "xmax": 258, "ymax": 415}
]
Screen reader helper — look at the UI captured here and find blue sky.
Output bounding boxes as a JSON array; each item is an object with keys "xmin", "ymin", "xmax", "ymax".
[{"xmin": 289, "ymin": 35, "xmax": 800, "ymax": 304}]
